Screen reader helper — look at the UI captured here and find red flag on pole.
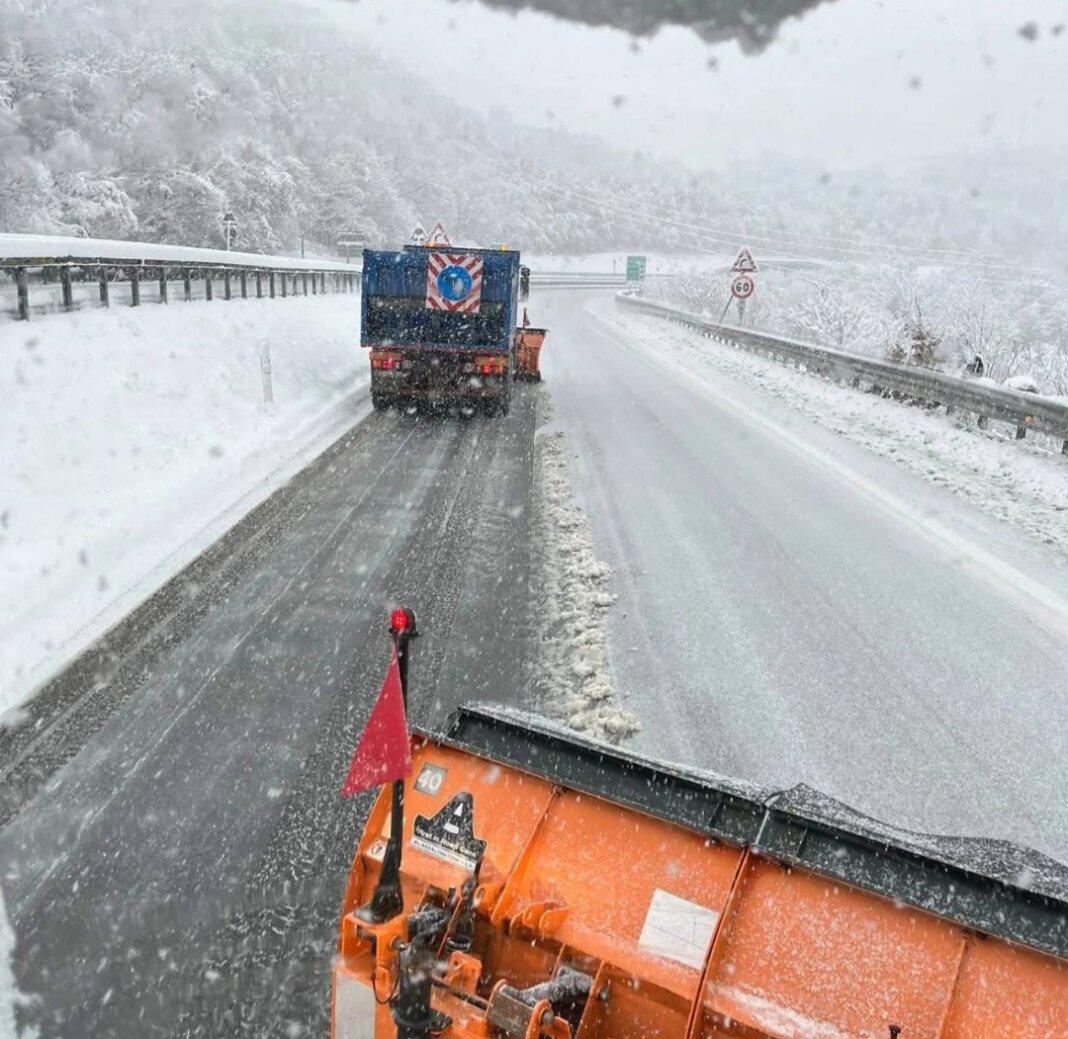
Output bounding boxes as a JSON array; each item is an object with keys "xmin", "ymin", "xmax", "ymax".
[{"xmin": 341, "ymin": 646, "xmax": 412, "ymax": 797}]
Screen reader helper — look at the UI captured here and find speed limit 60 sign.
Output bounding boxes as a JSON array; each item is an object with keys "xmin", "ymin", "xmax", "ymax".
[{"xmin": 731, "ymin": 274, "xmax": 755, "ymax": 300}]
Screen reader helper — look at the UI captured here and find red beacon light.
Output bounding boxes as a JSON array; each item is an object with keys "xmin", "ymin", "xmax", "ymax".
[{"xmin": 389, "ymin": 607, "xmax": 417, "ymax": 637}]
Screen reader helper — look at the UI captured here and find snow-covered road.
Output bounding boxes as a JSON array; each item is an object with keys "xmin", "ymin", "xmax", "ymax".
[{"xmin": 543, "ymin": 295, "xmax": 1068, "ymax": 863}]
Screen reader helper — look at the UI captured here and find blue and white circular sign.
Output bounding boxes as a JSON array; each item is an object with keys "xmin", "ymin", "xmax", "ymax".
[{"xmin": 437, "ymin": 264, "xmax": 473, "ymax": 302}]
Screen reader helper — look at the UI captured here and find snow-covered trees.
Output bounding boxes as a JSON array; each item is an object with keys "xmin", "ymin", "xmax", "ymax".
[
  {"xmin": 786, "ymin": 279, "xmax": 881, "ymax": 352},
  {"xmin": 5, "ymin": 0, "xmax": 1068, "ymax": 270}
]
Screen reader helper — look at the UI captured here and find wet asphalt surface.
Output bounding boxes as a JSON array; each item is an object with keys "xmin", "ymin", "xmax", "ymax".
[
  {"xmin": 544, "ymin": 295, "xmax": 1068, "ymax": 864},
  {"xmin": 1, "ymin": 392, "xmax": 539, "ymax": 1038}
]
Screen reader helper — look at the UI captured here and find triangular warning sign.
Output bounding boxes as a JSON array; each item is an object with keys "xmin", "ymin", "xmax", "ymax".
[
  {"xmin": 731, "ymin": 247, "xmax": 758, "ymax": 273},
  {"xmin": 427, "ymin": 221, "xmax": 451, "ymax": 247},
  {"xmin": 411, "ymin": 791, "xmax": 486, "ymax": 873},
  {"xmin": 409, "ymin": 224, "xmax": 427, "ymax": 245}
]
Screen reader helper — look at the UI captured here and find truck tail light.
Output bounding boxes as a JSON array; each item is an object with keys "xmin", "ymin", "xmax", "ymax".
[
  {"xmin": 371, "ymin": 352, "xmax": 403, "ymax": 370},
  {"xmin": 475, "ymin": 356, "xmax": 507, "ymax": 376}
]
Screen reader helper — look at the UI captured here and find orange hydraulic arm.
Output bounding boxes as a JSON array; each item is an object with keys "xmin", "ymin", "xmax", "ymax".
[{"xmin": 332, "ymin": 706, "xmax": 1068, "ymax": 1039}]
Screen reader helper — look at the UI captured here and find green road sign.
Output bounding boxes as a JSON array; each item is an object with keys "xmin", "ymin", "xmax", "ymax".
[{"xmin": 626, "ymin": 255, "xmax": 647, "ymax": 282}]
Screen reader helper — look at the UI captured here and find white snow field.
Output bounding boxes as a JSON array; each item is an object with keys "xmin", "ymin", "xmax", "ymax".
[{"xmin": 0, "ymin": 295, "xmax": 366, "ymax": 719}]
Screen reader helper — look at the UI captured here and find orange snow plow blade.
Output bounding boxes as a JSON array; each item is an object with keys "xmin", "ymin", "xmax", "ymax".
[
  {"xmin": 333, "ymin": 705, "xmax": 1068, "ymax": 1039},
  {"xmin": 513, "ymin": 327, "xmax": 547, "ymax": 381}
]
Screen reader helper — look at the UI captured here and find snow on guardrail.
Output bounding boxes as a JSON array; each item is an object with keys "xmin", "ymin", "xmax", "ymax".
[
  {"xmin": 0, "ymin": 232, "xmax": 361, "ymax": 320},
  {"xmin": 0, "ymin": 233, "xmax": 360, "ymax": 272},
  {"xmin": 617, "ymin": 291, "xmax": 1068, "ymax": 455}
]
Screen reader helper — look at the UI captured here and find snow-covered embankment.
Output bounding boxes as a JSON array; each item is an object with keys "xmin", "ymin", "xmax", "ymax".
[{"xmin": 0, "ymin": 296, "xmax": 366, "ymax": 718}]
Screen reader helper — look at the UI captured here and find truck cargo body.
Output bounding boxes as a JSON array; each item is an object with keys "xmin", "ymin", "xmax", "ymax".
[{"xmin": 361, "ymin": 246, "xmax": 522, "ymax": 414}]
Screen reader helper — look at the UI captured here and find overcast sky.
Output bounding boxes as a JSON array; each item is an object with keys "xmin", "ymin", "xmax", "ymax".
[{"xmin": 299, "ymin": 0, "xmax": 1067, "ymax": 171}]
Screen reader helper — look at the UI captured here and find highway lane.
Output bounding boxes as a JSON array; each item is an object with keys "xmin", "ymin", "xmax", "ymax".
[
  {"xmin": 541, "ymin": 294, "xmax": 1068, "ymax": 865},
  {"xmin": 0, "ymin": 395, "xmax": 540, "ymax": 1038}
]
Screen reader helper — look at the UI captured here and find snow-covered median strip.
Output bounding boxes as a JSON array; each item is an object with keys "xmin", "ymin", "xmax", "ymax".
[
  {"xmin": 600, "ymin": 305, "xmax": 1068, "ymax": 558},
  {"xmin": 532, "ymin": 428, "xmax": 639, "ymax": 742},
  {"xmin": 0, "ymin": 296, "xmax": 366, "ymax": 718}
]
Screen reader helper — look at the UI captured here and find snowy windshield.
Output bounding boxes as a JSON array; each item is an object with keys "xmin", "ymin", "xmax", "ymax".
[{"xmin": 2, "ymin": 1, "xmax": 1068, "ymax": 1034}]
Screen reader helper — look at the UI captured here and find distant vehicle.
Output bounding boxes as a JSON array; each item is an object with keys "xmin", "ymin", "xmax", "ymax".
[
  {"xmin": 1004, "ymin": 373, "xmax": 1042, "ymax": 395},
  {"xmin": 361, "ymin": 245, "xmax": 523, "ymax": 415}
]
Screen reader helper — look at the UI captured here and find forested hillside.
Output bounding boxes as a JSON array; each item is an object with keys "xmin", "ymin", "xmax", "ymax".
[{"xmin": 2, "ymin": 0, "xmax": 1068, "ymax": 269}]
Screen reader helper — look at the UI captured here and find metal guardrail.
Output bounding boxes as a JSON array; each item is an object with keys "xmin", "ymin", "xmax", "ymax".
[
  {"xmin": 618, "ymin": 292, "xmax": 1068, "ymax": 455},
  {"xmin": 531, "ymin": 273, "xmax": 631, "ymax": 290},
  {"xmin": 0, "ymin": 230, "xmax": 638, "ymax": 319},
  {"xmin": 0, "ymin": 234, "xmax": 360, "ymax": 320}
]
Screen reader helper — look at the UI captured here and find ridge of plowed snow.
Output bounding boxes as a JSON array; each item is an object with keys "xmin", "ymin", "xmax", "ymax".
[{"xmin": 532, "ymin": 428, "xmax": 639, "ymax": 742}]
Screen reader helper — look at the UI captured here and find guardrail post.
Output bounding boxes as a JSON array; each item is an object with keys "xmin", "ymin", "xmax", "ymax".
[
  {"xmin": 15, "ymin": 266, "xmax": 30, "ymax": 320},
  {"xmin": 280, "ymin": 272, "xmax": 287, "ymax": 298},
  {"xmin": 255, "ymin": 271, "xmax": 263, "ymax": 299},
  {"xmin": 320, "ymin": 272, "xmax": 326, "ymax": 294},
  {"xmin": 1015, "ymin": 424, "xmax": 1027, "ymax": 440},
  {"xmin": 269, "ymin": 272, "xmax": 276, "ymax": 299},
  {"xmin": 302, "ymin": 272, "xmax": 308, "ymax": 296},
  {"xmin": 60, "ymin": 266, "xmax": 73, "ymax": 311},
  {"xmin": 159, "ymin": 266, "xmax": 168, "ymax": 304},
  {"xmin": 311, "ymin": 272, "xmax": 317, "ymax": 295},
  {"xmin": 130, "ymin": 270, "xmax": 140, "ymax": 307},
  {"xmin": 240, "ymin": 270, "xmax": 248, "ymax": 299},
  {"xmin": 183, "ymin": 268, "xmax": 192, "ymax": 301},
  {"xmin": 223, "ymin": 270, "xmax": 232, "ymax": 301},
  {"xmin": 977, "ymin": 415, "xmax": 988, "ymax": 430},
  {"xmin": 205, "ymin": 273, "xmax": 213, "ymax": 302},
  {"xmin": 98, "ymin": 266, "xmax": 109, "ymax": 307}
]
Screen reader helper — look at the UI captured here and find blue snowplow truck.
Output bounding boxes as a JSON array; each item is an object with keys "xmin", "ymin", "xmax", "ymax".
[{"xmin": 361, "ymin": 245, "xmax": 523, "ymax": 415}]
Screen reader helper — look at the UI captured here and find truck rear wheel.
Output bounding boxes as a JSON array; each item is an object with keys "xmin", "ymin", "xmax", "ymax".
[{"xmin": 371, "ymin": 394, "xmax": 390, "ymax": 411}]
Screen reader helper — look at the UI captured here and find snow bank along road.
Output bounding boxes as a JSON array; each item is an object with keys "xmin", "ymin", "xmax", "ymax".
[
  {"xmin": 542, "ymin": 295, "xmax": 1068, "ymax": 866},
  {"xmin": 4, "ymin": 287, "xmax": 1068, "ymax": 1035},
  {"xmin": 1, "ymin": 295, "xmax": 370, "ymax": 713}
]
